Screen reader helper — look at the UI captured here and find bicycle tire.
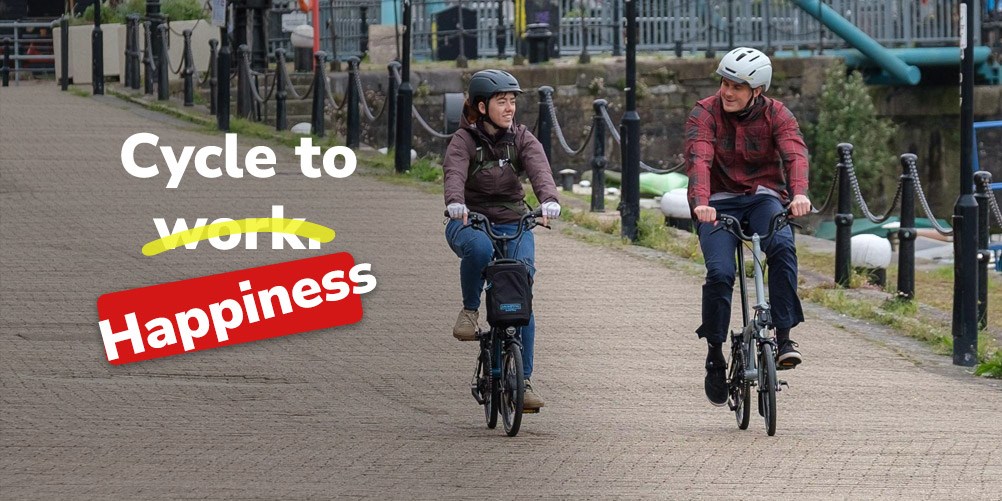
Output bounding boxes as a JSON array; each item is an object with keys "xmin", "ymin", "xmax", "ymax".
[
  {"xmin": 500, "ymin": 344, "xmax": 524, "ymax": 437},
  {"xmin": 482, "ymin": 347, "xmax": 498, "ymax": 429},
  {"xmin": 729, "ymin": 339, "xmax": 751, "ymax": 430},
  {"xmin": 759, "ymin": 343, "xmax": 777, "ymax": 436}
]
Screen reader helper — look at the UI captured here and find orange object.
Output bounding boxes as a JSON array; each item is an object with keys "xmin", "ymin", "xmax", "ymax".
[{"xmin": 298, "ymin": 0, "xmax": 310, "ymax": 12}]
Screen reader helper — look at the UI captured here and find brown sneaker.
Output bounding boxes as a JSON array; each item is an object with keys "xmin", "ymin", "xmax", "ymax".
[
  {"xmin": 523, "ymin": 379, "xmax": 545, "ymax": 410},
  {"xmin": 452, "ymin": 309, "xmax": 479, "ymax": 341}
]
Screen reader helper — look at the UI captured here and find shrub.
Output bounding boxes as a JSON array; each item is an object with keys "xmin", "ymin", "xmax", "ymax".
[
  {"xmin": 805, "ymin": 63, "xmax": 898, "ymax": 211},
  {"xmin": 78, "ymin": 0, "xmax": 207, "ymax": 24}
]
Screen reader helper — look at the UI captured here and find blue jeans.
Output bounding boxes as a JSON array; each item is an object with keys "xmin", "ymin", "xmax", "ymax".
[
  {"xmin": 446, "ymin": 219, "xmax": 537, "ymax": 379},
  {"xmin": 695, "ymin": 194, "xmax": 804, "ymax": 345}
]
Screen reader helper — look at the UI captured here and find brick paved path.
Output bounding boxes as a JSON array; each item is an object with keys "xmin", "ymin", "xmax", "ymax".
[{"xmin": 2, "ymin": 83, "xmax": 1000, "ymax": 499}]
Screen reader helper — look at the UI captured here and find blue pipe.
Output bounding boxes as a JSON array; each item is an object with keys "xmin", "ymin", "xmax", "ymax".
[
  {"xmin": 829, "ymin": 47, "xmax": 992, "ymax": 68},
  {"xmin": 790, "ymin": 0, "xmax": 921, "ymax": 85}
]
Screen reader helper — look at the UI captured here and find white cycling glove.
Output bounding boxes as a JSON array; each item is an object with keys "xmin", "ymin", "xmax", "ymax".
[
  {"xmin": 447, "ymin": 203, "xmax": 469, "ymax": 220},
  {"xmin": 541, "ymin": 201, "xmax": 561, "ymax": 219}
]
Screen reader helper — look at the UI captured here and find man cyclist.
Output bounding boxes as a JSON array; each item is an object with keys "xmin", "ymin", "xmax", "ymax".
[
  {"xmin": 685, "ymin": 48, "xmax": 811, "ymax": 407},
  {"xmin": 443, "ymin": 70, "xmax": 560, "ymax": 411}
]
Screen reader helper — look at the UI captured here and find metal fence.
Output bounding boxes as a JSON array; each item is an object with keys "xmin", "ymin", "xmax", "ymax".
[
  {"xmin": 418, "ymin": 0, "xmax": 981, "ymax": 58},
  {"xmin": 262, "ymin": 0, "xmax": 983, "ymax": 62},
  {"xmin": 0, "ymin": 19, "xmax": 58, "ymax": 83},
  {"xmin": 268, "ymin": 0, "xmax": 381, "ymax": 61}
]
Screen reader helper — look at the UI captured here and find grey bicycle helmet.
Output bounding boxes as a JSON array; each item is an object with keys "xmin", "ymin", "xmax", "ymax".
[
  {"xmin": 467, "ymin": 70, "xmax": 523, "ymax": 108},
  {"xmin": 716, "ymin": 47, "xmax": 772, "ymax": 92}
]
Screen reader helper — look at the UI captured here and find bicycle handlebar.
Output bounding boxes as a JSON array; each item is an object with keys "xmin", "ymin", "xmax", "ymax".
[
  {"xmin": 715, "ymin": 210, "xmax": 796, "ymax": 242},
  {"xmin": 465, "ymin": 208, "xmax": 546, "ymax": 242}
]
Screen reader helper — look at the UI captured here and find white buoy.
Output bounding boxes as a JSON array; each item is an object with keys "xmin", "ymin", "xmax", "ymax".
[
  {"xmin": 659, "ymin": 188, "xmax": 690, "ymax": 218},
  {"xmin": 290, "ymin": 122, "xmax": 311, "ymax": 134},
  {"xmin": 850, "ymin": 234, "xmax": 893, "ymax": 268},
  {"xmin": 290, "ymin": 25, "xmax": 314, "ymax": 49}
]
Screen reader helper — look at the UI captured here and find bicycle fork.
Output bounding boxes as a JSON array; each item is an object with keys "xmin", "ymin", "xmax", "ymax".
[{"xmin": 741, "ymin": 235, "xmax": 788, "ymax": 393}]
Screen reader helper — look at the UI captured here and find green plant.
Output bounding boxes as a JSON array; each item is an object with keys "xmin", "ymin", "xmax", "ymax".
[
  {"xmin": 407, "ymin": 158, "xmax": 443, "ymax": 183},
  {"xmin": 162, "ymin": 0, "xmax": 208, "ymax": 22},
  {"xmin": 80, "ymin": 2, "xmax": 125, "ymax": 24},
  {"xmin": 587, "ymin": 77, "xmax": 605, "ymax": 96},
  {"xmin": 805, "ymin": 64, "xmax": 898, "ymax": 212}
]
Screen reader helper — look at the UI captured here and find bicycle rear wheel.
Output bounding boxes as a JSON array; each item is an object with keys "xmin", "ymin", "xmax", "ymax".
[
  {"xmin": 729, "ymin": 340, "xmax": 751, "ymax": 430},
  {"xmin": 759, "ymin": 343, "xmax": 777, "ymax": 436},
  {"xmin": 500, "ymin": 344, "xmax": 524, "ymax": 437}
]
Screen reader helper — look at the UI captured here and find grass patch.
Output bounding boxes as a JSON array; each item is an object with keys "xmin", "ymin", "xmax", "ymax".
[
  {"xmin": 975, "ymin": 348, "xmax": 1002, "ymax": 378},
  {"xmin": 801, "ymin": 288, "xmax": 954, "ymax": 354},
  {"xmin": 69, "ymin": 86, "xmax": 91, "ymax": 98}
]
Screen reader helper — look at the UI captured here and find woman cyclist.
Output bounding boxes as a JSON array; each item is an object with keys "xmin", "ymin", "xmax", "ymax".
[{"xmin": 443, "ymin": 70, "xmax": 560, "ymax": 411}]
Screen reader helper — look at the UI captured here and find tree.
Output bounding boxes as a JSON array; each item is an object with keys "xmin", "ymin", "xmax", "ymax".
[{"xmin": 805, "ymin": 64, "xmax": 898, "ymax": 213}]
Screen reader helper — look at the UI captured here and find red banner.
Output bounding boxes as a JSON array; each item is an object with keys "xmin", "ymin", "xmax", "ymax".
[{"xmin": 97, "ymin": 253, "xmax": 375, "ymax": 365}]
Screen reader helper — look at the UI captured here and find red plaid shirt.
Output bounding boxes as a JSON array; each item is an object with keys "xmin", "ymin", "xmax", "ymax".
[{"xmin": 685, "ymin": 94, "xmax": 809, "ymax": 209}]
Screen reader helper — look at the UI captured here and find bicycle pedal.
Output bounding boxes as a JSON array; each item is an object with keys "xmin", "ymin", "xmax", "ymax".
[{"xmin": 523, "ymin": 408, "xmax": 541, "ymax": 414}]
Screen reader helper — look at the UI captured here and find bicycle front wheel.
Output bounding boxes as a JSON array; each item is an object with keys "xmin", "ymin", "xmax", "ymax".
[
  {"xmin": 759, "ymin": 342, "xmax": 777, "ymax": 436},
  {"xmin": 482, "ymin": 348, "xmax": 499, "ymax": 429},
  {"xmin": 500, "ymin": 344, "xmax": 524, "ymax": 437},
  {"xmin": 729, "ymin": 340, "xmax": 751, "ymax": 430}
]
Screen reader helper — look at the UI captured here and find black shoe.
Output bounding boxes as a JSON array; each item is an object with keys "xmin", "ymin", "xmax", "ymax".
[
  {"xmin": 704, "ymin": 344, "xmax": 728, "ymax": 406},
  {"xmin": 776, "ymin": 339, "xmax": 802, "ymax": 370}
]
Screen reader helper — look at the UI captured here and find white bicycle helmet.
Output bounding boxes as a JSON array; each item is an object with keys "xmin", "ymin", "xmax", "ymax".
[{"xmin": 716, "ymin": 47, "xmax": 772, "ymax": 92}]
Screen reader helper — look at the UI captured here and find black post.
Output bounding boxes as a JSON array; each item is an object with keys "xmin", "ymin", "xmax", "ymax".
[
  {"xmin": 591, "ymin": 99, "xmax": 607, "ymax": 212},
  {"xmin": 764, "ymin": 0, "xmax": 772, "ymax": 54},
  {"xmin": 148, "ymin": 0, "xmax": 163, "ymax": 87},
  {"xmin": 346, "ymin": 56, "xmax": 361, "ymax": 148},
  {"xmin": 1, "ymin": 38, "xmax": 10, "ymax": 87},
  {"xmin": 456, "ymin": 0, "xmax": 468, "ymax": 68},
  {"xmin": 387, "ymin": 61, "xmax": 399, "ymax": 149},
  {"xmin": 183, "ymin": 30, "xmax": 194, "ymax": 106},
  {"xmin": 578, "ymin": 0, "xmax": 590, "ymax": 64},
  {"xmin": 360, "ymin": 6, "xmax": 370, "ymax": 55},
  {"xmin": 250, "ymin": 2, "xmax": 267, "ymax": 71},
  {"xmin": 704, "ymin": 1, "xmax": 714, "ymax": 58},
  {"xmin": 953, "ymin": 0, "xmax": 978, "ymax": 367},
  {"xmin": 727, "ymin": 0, "xmax": 735, "ymax": 49},
  {"xmin": 275, "ymin": 48, "xmax": 288, "ymax": 131},
  {"xmin": 124, "ymin": 16, "xmax": 135, "ymax": 89},
  {"xmin": 157, "ymin": 25, "xmax": 169, "ymax": 100},
  {"xmin": 975, "ymin": 170, "xmax": 992, "ymax": 330},
  {"xmin": 60, "ymin": 17, "xmax": 69, "ymax": 90},
  {"xmin": 92, "ymin": 0, "xmax": 105, "ymax": 95},
  {"xmin": 612, "ymin": 0, "xmax": 621, "ymax": 57},
  {"xmin": 897, "ymin": 154, "xmax": 917, "ymax": 300},
  {"xmin": 126, "ymin": 15, "xmax": 139, "ymax": 89},
  {"xmin": 237, "ymin": 44, "xmax": 249, "ymax": 117},
  {"xmin": 621, "ymin": 0, "xmax": 640, "ymax": 241},
  {"xmin": 311, "ymin": 51, "xmax": 327, "ymax": 137},
  {"xmin": 395, "ymin": 0, "xmax": 413, "ymax": 173},
  {"xmin": 143, "ymin": 21, "xmax": 154, "ymax": 94},
  {"xmin": 218, "ymin": 21, "xmax": 231, "ymax": 132},
  {"xmin": 835, "ymin": 144, "xmax": 854, "ymax": 287},
  {"xmin": 208, "ymin": 39, "xmax": 219, "ymax": 114},
  {"xmin": 536, "ymin": 86, "xmax": 553, "ymax": 167},
  {"xmin": 328, "ymin": 5, "xmax": 341, "ymax": 72},
  {"xmin": 496, "ymin": 0, "xmax": 506, "ymax": 59}
]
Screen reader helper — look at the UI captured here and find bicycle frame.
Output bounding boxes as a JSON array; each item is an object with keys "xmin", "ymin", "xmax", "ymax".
[{"xmin": 736, "ymin": 234, "xmax": 776, "ymax": 384}]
